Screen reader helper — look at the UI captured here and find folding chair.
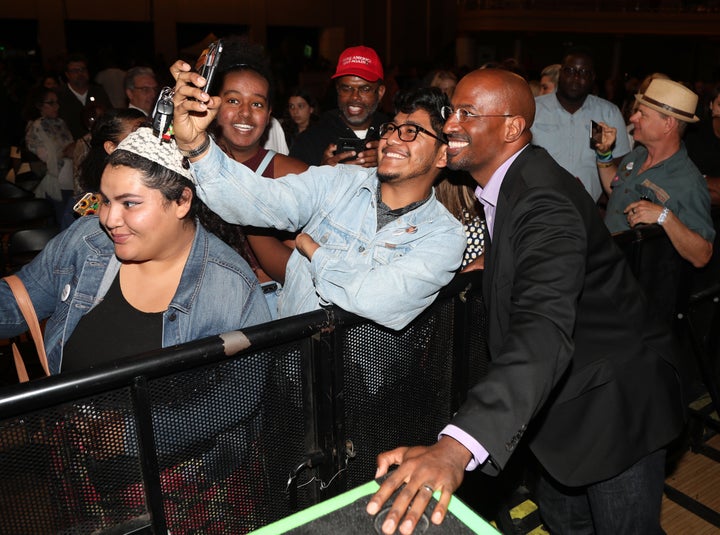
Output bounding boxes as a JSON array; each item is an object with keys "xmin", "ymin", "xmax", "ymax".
[{"xmin": 6, "ymin": 226, "xmax": 61, "ymax": 273}]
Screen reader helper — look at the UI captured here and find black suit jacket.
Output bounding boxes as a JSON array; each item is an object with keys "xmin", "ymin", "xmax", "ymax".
[
  {"xmin": 451, "ymin": 145, "xmax": 686, "ymax": 487},
  {"xmin": 58, "ymin": 84, "xmax": 113, "ymax": 140}
]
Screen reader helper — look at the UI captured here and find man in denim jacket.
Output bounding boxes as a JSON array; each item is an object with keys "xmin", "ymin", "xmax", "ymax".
[{"xmin": 171, "ymin": 63, "xmax": 466, "ymax": 331}]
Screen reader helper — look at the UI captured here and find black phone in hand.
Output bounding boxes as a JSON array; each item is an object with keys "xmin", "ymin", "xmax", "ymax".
[
  {"xmin": 334, "ymin": 137, "xmax": 367, "ymax": 155},
  {"xmin": 590, "ymin": 120, "xmax": 602, "ymax": 150}
]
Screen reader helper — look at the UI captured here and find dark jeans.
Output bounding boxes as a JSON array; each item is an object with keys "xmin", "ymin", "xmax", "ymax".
[{"xmin": 534, "ymin": 448, "xmax": 666, "ymax": 535}]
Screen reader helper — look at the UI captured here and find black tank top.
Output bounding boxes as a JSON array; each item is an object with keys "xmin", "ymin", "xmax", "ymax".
[{"xmin": 62, "ymin": 273, "xmax": 164, "ymax": 373}]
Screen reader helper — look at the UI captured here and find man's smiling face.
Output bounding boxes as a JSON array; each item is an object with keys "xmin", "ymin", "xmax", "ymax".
[
  {"xmin": 376, "ymin": 110, "xmax": 446, "ymax": 186},
  {"xmin": 336, "ymin": 75, "xmax": 385, "ymax": 129}
]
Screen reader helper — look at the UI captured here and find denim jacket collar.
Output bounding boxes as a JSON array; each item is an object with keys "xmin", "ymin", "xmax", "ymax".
[
  {"xmin": 357, "ymin": 173, "xmax": 440, "ymax": 227},
  {"xmin": 83, "ymin": 219, "xmax": 211, "ymax": 316}
]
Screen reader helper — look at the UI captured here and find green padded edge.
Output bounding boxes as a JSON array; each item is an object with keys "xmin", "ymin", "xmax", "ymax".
[{"xmin": 249, "ymin": 480, "xmax": 499, "ymax": 534}]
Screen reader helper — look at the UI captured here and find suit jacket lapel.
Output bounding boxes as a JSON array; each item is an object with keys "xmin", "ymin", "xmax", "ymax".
[{"xmin": 481, "ymin": 146, "xmax": 533, "ymax": 322}]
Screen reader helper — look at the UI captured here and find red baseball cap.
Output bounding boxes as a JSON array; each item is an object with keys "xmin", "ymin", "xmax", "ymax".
[{"xmin": 331, "ymin": 46, "xmax": 384, "ymax": 82}]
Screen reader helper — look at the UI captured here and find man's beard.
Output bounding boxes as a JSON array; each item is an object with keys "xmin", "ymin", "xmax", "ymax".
[
  {"xmin": 445, "ymin": 154, "xmax": 467, "ymax": 172},
  {"xmin": 342, "ymin": 101, "xmax": 379, "ymax": 126},
  {"xmin": 376, "ymin": 171, "xmax": 398, "ymax": 184}
]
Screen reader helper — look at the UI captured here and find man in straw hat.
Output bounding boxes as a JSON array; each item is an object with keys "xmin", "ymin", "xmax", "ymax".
[{"xmin": 596, "ymin": 78, "xmax": 714, "ymax": 268}]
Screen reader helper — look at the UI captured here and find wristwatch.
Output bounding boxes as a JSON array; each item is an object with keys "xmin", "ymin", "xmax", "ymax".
[{"xmin": 657, "ymin": 207, "xmax": 670, "ymax": 226}]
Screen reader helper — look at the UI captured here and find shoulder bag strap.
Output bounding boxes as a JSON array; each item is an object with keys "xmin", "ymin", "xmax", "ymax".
[{"xmin": 3, "ymin": 275, "xmax": 50, "ymax": 379}]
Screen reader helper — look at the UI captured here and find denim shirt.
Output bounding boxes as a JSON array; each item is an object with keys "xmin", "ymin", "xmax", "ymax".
[
  {"xmin": 191, "ymin": 141, "xmax": 467, "ymax": 330},
  {"xmin": 0, "ymin": 216, "xmax": 271, "ymax": 374},
  {"xmin": 604, "ymin": 144, "xmax": 715, "ymax": 241},
  {"xmin": 532, "ymin": 93, "xmax": 631, "ymax": 202}
]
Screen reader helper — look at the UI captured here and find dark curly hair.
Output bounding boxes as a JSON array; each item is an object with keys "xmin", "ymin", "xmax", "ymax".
[
  {"xmin": 213, "ymin": 37, "xmax": 274, "ymax": 104},
  {"xmin": 106, "ymin": 146, "xmax": 252, "ymax": 255},
  {"xmin": 105, "ymin": 148, "xmax": 200, "ymax": 221},
  {"xmin": 393, "ymin": 86, "xmax": 450, "ymax": 139},
  {"xmin": 78, "ymin": 108, "xmax": 148, "ymax": 192}
]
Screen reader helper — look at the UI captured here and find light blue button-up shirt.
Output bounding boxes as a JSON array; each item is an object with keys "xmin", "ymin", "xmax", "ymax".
[{"xmin": 532, "ymin": 93, "xmax": 630, "ymax": 202}]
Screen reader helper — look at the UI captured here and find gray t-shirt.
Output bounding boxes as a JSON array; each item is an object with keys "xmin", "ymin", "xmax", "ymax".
[{"xmin": 604, "ymin": 144, "xmax": 715, "ymax": 242}]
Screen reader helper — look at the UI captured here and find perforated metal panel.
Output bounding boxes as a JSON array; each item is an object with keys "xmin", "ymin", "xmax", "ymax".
[
  {"xmin": 341, "ymin": 299, "xmax": 459, "ymax": 489},
  {"xmin": 0, "ymin": 388, "xmax": 144, "ymax": 535},
  {"xmin": 0, "ymin": 273, "xmax": 491, "ymax": 534},
  {"xmin": 0, "ymin": 346, "xmax": 309, "ymax": 535},
  {"xmin": 145, "ymin": 343, "xmax": 308, "ymax": 534}
]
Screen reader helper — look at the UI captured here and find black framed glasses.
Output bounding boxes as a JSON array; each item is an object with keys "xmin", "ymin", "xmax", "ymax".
[
  {"xmin": 379, "ymin": 122, "xmax": 446, "ymax": 144},
  {"xmin": 440, "ymin": 106, "xmax": 513, "ymax": 123}
]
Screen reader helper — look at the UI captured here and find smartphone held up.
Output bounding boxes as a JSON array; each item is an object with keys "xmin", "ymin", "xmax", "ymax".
[
  {"xmin": 150, "ymin": 39, "xmax": 224, "ymax": 140},
  {"xmin": 333, "ymin": 137, "xmax": 367, "ymax": 163},
  {"xmin": 194, "ymin": 40, "xmax": 223, "ymax": 95}
]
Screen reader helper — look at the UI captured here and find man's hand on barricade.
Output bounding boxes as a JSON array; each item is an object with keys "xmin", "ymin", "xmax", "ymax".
[{"xmin": 366, "ymin": 437, "xmax": 470, "ymax": 535}]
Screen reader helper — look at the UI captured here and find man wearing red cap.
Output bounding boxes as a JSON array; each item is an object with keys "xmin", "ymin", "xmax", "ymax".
[{"xmin": 290, "ymin": 46, "xmax": 389, "ymax": 167}]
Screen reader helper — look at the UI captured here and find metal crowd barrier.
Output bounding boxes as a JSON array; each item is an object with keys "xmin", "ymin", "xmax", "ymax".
[
  {"xmin": 614, "ymin": 224, "xmax": 720, "ymax": 432},
  {"xmin": 3, "ymin": 224, "xmax": 716, "ymax": 535},
  {"xmin": 613, "ymin": 223, "xmax": 689, "ymax": 328},
  {"xmin": 0, "ymin": 271, "xmax": 488, "ymax": 535}
]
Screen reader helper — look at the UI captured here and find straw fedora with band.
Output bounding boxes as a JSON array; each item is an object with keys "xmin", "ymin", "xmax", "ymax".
[{"xmin": 635, "ymin": 79, "xmax": 699, "ymax": 123}]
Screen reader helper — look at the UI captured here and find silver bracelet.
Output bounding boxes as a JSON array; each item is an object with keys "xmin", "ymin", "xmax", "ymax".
[
  {"xmin": 178, "ymin": 135, "xmax": 211, "ymax": 159},
  {"xmin": 657, "ymin": 207, "xmax": 670, "ymax": 226}
]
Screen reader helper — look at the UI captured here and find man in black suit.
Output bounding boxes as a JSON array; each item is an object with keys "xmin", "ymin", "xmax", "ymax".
[
  {"xmin": 367, "ymin": 68, "xmax": 686, "ymax": 534},
  {"xmin": 58, "ymin": 54, "xmax": 113, "ymax": 140}
]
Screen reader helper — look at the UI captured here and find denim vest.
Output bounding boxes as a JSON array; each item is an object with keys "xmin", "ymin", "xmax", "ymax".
[{"xmin": 0, "ymin": 216, "xmax": 271, "ymax": 374}]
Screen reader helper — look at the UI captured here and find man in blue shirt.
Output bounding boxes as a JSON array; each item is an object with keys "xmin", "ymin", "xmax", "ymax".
[
  {"xmin": 170, "ymin": 62, "xmax": 466, "ymax": 331},
  {"xmin": 531, "ymin": 51, "xmax": 630, "ymax": 202}
]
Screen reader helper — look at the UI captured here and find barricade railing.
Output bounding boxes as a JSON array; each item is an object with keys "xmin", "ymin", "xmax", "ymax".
[
  {"xmin": 4, "ymin": 224, "xmax": 714, "ymax": 535},
  {"xmin": 614, "ymin": 223, "xmax": 720, "ymax": 432},
  {"xmin": 0, "ymin": 271, "xmax": 488, "ymax": 535},
  {"xmin": 612, "ymin": 223, "xmax": 689, "ymax": 328}
]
